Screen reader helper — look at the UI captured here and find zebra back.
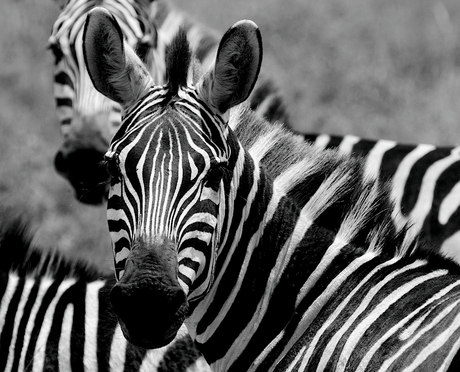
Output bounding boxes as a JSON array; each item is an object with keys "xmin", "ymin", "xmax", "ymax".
[{"xmin": 303, "ymin": 133, "xmax": 460, "ymax": 261}]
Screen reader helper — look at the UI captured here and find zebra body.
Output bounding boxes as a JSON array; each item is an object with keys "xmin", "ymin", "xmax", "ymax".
[
  {"xmin": 0, "ymin": 219, "xmax": 210, "ymax": 372},
  {"xmin": 49, "ymin": 0, "xmax": 288, "ymax": 204},
  {"xmin": 305, "ymin": 133, "xmax": 460, "ymax": 262},
  {"xmin": 83, "ymin": 9, "xmax": 460, "ymax": 371}
]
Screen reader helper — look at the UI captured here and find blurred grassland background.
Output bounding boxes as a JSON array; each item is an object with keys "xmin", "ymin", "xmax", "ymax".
[{"xmin": 2, "ymin": 0, "xmax": 460, "ymax": 271}]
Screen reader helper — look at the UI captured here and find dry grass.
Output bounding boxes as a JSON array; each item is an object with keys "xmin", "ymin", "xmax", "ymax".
[{"xmin": 1, "ymin": 0, "xmax": 460, "ymax": 271}]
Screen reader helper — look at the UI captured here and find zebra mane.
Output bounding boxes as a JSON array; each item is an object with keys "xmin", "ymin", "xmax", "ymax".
[
  {"xmin": 229, "ymin": 105, "xmax": 460, "ymax": 269},
  {"xmin": 165, "ymin": 28, "xmax": 191, "ymax": 98},
  {"xmin": 249, "ymin": 80, "xmax": 291, "ymax": 127},
  {"xmin": 0, "ymin": 214, "xmax": 104, "ymax": 281}
]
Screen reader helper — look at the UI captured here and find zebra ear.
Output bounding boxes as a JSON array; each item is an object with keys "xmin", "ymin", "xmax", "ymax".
[
  {"xmin": 83, "ymin": 7, "xmax": 152, "ymax": 109},
  {"xmin": 198, "ymin": 20, "xmax": 262, "ymax": 114}
]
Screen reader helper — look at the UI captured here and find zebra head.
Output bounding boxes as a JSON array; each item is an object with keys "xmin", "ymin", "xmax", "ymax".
[
  {"xmin": 83, "ymin": 7, "xmax": 262, "ymax": 348},
  {"xmin": 49, "ymin": 0, "xmax": 157, "ymax": 204}
]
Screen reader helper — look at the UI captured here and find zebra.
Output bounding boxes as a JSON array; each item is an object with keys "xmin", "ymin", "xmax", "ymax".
[
  {"xmin": 48, "ymin": 0, "xmax": 460, "ymax": 264},
  {"xmin": 83, "ymin": 8, "xmax": 460, "ymax": 371},
  {"xmin": 302, "ymin": 133, "xmax": 460, "ymax": 263},
  {"xmin": 49, "ymin": 0, "xmax": 157, "ymax": 204},
  {"xmin": 0, "ymin": 215, "xmax": 211, "ymax": 371},
  {"xmin": 49, "ymin": 0, "xmax": 288, "ymax": 204}
]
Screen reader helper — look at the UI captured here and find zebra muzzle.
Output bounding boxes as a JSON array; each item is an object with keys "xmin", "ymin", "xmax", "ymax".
[{"xmin": 110, "ymin": 239, "xmax": 189, "ymax": 348}]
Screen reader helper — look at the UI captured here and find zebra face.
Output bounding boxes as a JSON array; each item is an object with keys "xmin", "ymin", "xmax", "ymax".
[
  {"xmin": 49, "ymin": 0, "xmax": 156, "ymax": 204},
  {"xmin": 105, "ymin": 95, "xmax": 229, "ymax": 280},
  {"xmin": 104, "ymin": 90, "xmax": 229, "ymax": 347},
  {"xmin": 83, "ymin": 7, "xmax": 262, "ymax": 348}
]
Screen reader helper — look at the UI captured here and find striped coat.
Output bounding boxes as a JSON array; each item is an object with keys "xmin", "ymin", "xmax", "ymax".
[
  {"xmin": 304, "ymin": 133, "xmax": 460, "ymax": 261},
  {"xmin": 49, "ymin": 0, "xmax": 460, "ymax": 264},
  {"xmin": 83, "ymin": 10, "xmax": 460, "ymax": 371},
  {"xmin": 0, "ymin": 217, "xmax": 210, "ymax": 372}
]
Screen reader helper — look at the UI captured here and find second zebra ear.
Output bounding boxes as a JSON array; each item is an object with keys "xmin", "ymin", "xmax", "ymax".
[
  {"xmin": 83, "ymin": 7, "xmax": 153, "ymax": 109},
  {"xmin": 198, "ymin": 20, "xmax": 263, "ymax": 115}
]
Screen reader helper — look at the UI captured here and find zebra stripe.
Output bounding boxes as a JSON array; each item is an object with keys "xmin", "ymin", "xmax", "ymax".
[
  {"xmin": 0, "ymin": 217, "xmax": 210, "ymax": 372},
  {"xmin": 83, "ymin": 11, "xmax": 460, "ymax": 371},
  {"xmin": 305, "ymin": 133, "xmax": 460, "ymax": 261},
  {"xmin": 49, "ymin": 0, "xmax": 156, "ymax": 204},
  {"xmin": 49, "ymin": 0, "xmax": 150, "ymax": 132}
]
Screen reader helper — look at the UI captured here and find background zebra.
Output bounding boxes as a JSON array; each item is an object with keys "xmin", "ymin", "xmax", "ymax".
[
  {"xmin": 50, "ymin": 0, "xmax": 288, "ymax": 204},
  {"xmin": 0, "ymin": 213, "xmax": 210, "ymax": 372},
  {"xmin": 84, "ymin": 10, "xmax": 460, "ymax": 371},
  {"xmin": 302, "ymin": 133, "xmax": 460, "ymax": 263}
]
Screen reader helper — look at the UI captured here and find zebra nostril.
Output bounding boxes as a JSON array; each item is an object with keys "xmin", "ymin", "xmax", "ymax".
[
  {"xmin": 109, "ymin": 284, "xmax": 141, "ymax": 320},
  {"xmin": 110, "ymin": 282, "xmax": 187, "ymax": 324},
  {"xmin": 109, "ymin": 284, "xmax": 140, "ymax": 322}
]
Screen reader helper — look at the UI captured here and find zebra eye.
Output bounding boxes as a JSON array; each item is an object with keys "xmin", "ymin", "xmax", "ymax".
[
  {"xmin": 204, "ymin": 162, "xmax": 227, "ymax": 190},
  {"xmin": 136, "ymin": 40, "xmax": 154, "ymax": 62},
  {"xmin": 102, "ymin": 153, "xmax": 121, "ymax": 182}
]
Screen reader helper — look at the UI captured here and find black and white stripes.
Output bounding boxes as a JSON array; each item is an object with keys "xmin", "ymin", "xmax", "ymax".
[
  {"xmin": 304, "ymin": 133, "xmax": 460, "ymax": 260},
  {"xmin": 49, "ymin": 1, "xmax": 460, "ymax": 272},
  {"xmin": 0, "ymin": 217, "xmax": 210, "ymax": 372},
  {"xmin": 49, "ymin": 0, "xmax": 156, "ymax": 204},
  {"xmin": 83, "ymin": 10, "xmax": 460, "ymax": 371}
]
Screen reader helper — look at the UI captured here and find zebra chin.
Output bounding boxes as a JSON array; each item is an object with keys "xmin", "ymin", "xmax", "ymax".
[
  {"xmin": 116, "ymin": 314, "xmax": 184, "ymax": 349},
  {"xmin": 110, "ymin": 238, "xmax": 189, "ymax": 349}
]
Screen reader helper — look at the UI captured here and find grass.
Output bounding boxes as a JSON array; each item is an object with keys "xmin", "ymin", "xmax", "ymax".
[
  {"xmin": 174, "ymin": 0, "xmax": 460, "ymax": 143},
  {"xmin": 1, "ymin": 0, "xmax": 460, "ymax": 271}
]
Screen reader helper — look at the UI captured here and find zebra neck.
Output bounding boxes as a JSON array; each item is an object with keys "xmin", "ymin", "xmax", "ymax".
[{"xmin": 188, "ymin": 143, "xmax": 361, "ymax": 368}]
